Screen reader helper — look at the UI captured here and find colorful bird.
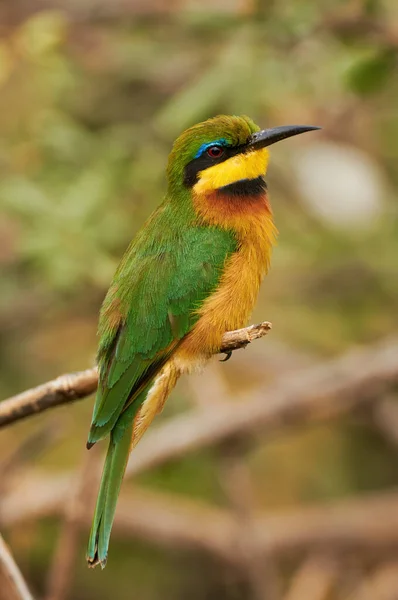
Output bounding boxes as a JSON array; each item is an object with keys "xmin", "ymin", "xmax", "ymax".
[{"xmin": 86, "ymin": 115, "xmax": 319, "ymax": 568}]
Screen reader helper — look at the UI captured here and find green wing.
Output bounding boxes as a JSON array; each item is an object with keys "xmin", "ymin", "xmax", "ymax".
[{"xmin": 87, "ymin": 212, "xmax": 236, "ymax": 446}]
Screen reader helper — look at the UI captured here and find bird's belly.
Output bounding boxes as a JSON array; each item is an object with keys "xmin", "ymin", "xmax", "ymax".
[{"xmin": 175, "ymin": 243, "xmax": 269, "ymax": 370}]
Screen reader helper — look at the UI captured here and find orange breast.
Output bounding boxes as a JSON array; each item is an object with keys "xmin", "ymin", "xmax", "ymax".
[{"xmin": 176, "ymin": 190, "xmax": 277, "ymax": 365}]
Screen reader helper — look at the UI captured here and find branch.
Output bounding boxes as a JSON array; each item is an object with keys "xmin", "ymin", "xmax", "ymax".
[
  {"xmin": 0, "ymin": 369, "xmax": 98, "ymax": 429},
  {"xmin": 0, "ymin": 322, "xmax": 271, "ymax": 429},
  {"xmin": 0, "ymin": 533, "xmax": 34, "ymax": 600}
]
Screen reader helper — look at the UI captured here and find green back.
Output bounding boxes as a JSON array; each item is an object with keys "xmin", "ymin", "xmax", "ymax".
[
  {"xmin": 88, "ymin": 115, "xmax": 262, "ymax": 445},
  {"xmin": 87, "ymin": 198, "xmax": 237, "ymax": 445}
]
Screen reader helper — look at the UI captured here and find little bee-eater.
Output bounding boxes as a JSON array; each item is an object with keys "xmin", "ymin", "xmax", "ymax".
[{"xmin": 86, "ymin": 115, "xmax": 319, "ymax": 567}]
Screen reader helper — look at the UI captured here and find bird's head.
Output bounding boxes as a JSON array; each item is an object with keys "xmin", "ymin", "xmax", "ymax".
[{"xmin": 167, "ymin": 115, "xmax": 319, "ymax": 197}]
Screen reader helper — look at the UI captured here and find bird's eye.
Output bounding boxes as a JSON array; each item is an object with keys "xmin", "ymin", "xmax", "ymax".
[{"xmin": 207, "ymin": 145, "xmax": 224, "ymax": 158}]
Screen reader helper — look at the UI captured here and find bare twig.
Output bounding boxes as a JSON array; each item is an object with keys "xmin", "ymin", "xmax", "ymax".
[
  {"xmin": 0, "ymin": 369, "xmax": 98, "ymax": 429},
  {"xmin": 0, "ymin": 533, "xmax": 34, "ymax": 600},
  {"xmin": 0, "ymin": 322, "xmax": 272, "ymax": 429},
  {"xmin": 219, "ymin": 321, "xmax": 272, "ymax": 352}
]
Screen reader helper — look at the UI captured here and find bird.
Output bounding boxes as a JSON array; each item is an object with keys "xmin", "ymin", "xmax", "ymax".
[{"xmin": 86, "ymin": 115, "xmax": 320, "ymax": 568}]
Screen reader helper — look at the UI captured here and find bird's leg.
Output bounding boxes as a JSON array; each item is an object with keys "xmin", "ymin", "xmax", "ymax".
[{"xmin": 220, "ymin": 351, "xmax": 233, "ymax": 362}]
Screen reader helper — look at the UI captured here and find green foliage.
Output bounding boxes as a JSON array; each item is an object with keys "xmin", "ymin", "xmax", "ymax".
[{"xmin": 346, "ymin": 47, "xmax": 397, "ymax": 95}]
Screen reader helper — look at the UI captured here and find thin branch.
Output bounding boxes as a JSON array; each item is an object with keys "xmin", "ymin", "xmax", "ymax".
[
  {"xmin": 218, "ymin": 321, "xmax": 272, "ymax": 352},
  {"xmin": 0, "ymin": 322, "xmax": 271, "ymax": 429},
  {"xmin": 0, "ymin": 533, "xmax": 34, "ymax": 600},
  {"xmin": 0, "ymin": 369, "xmax": 98, "ymax": 429}
]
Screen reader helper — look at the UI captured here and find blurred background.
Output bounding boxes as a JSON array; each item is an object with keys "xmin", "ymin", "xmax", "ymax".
[{"xmin": 1, "ymin": 0, "xmax": 398, "ymax": 599}]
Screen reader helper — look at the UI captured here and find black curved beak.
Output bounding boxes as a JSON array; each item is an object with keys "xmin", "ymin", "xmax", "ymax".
[{"xmin": 246, "ymin": 125, "xmax": 321, "ymax": 150}]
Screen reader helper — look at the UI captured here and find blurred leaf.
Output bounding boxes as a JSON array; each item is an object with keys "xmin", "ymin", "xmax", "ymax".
[
  {"xmin": 363, "ymin": 0, "xmax": 382, "ymax": 16},
  {"xmin": 0, "ymin": 177, "xmax": 51, "ymax": 216},
  {"xmin": 346, "ymin": 48, "xmax": 397, "ymax": 96},
  {"xmin": 15, "ymin": 11, "xmax": 68, "ymax": 60}
]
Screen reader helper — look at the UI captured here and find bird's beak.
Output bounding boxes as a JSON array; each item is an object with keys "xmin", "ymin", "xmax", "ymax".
[{"xmin": 246, "ymin": 125, "xmax": 321, "ymax": 151}]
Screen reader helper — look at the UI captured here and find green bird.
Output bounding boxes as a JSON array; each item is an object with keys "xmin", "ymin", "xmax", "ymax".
[{"xmin": 86, "ymin": 115, "xmax": 319, "ymax": 568}]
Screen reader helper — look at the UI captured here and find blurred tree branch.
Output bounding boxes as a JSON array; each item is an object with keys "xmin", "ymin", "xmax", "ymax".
[
  {"xmin": 4, "ymin": 477, "xmax": 398, "ymax": 564},
  {"xmin": 124, "ymin": 336, "xmax": 398, "ymax": 477},
  {"xmin": 0, "ymin": 533, "xmax": 34, "ymax": 600},
  {"xmin": 283, "ymin": 556, "xmax": 338, "ymax": 600},
  {"xmin": 0, "ymin": 334, "xmax": 397, "ymax": 480},
  {"xmin": 0, "ymin": 322, "xmax": 271, "ymax": 429},
  {"xmin": 345, "ymin": 560, "xmax": 398, "ymax": 600}
]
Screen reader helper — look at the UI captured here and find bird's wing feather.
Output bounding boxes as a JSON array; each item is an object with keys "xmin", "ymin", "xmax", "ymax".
[{"xmin": 88, "ymin": 219, "xmax": 236, "ymax": 445}]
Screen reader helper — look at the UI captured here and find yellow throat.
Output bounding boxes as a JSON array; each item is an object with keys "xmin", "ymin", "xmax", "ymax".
[{"xmin": 193, "ymin": 148, "xmax": 269, "ymax": 194}]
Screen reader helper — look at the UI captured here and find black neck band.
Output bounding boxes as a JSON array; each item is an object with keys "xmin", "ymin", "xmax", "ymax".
[{"xmin": 217, "ymin": 176, "xmax": 267, "ymax": 197}]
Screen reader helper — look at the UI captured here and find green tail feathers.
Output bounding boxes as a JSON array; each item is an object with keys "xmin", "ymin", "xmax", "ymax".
[{"xmin": 86, "ymin": 418, "xmax": 133, "ymax": 569}]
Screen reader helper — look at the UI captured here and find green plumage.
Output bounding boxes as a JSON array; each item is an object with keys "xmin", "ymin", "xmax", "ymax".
[
  {"xmin": 86, "ymin": 115, "xmax": 259, "ymax": 567},
  {"xmin": 87, "ymin": 197, "xmax": 237, "ymax": 565},
  {"xmin": 88, "ymin": 200, "xmax": 237, "ymax": 445}
]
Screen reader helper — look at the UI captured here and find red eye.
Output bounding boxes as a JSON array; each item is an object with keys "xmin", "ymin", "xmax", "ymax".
[{"xmin": 207, "ymin": 145, "xmax": 224, "ymax": 158}]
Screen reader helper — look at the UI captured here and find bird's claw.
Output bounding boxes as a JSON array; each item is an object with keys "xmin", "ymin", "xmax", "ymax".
[{"xmin": 220, "ymin": 351, "xmax": 233, "ymax": 362}]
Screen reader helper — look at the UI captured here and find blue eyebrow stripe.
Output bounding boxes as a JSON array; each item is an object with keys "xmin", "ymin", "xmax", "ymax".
[{"xmin": 194, "ymin": 138, "xmax": 228, "ymax": 158}]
